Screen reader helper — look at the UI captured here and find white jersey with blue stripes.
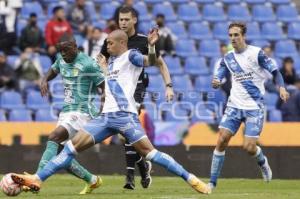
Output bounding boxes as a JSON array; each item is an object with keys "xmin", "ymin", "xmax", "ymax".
[
  {"xmin": 102, "ymin": 49, "xmax": 144, "ymax": 114},
  {"xmin": 214, "ymin": 45, "xmax": 277, "ymax": 110}
]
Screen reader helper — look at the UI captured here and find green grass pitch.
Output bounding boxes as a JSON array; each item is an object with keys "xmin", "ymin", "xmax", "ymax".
[{"xmin": 1, "ymin": 175, "xmax": 300, "ymax": 199}]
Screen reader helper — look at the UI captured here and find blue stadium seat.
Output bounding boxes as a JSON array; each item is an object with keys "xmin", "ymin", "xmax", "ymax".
[
  {"xmin": 246, "ymin": 22, "xmax": 261, "ymax": 40},
  {"xmin": 37, "ymin": 19, "xmax": 47, "ymax": 33},
  {"xmin": 177, "ymin": 3, "xmax": 201, "ymax": 22},
  {"xmin": 26, "ymin": 91, "xmax": 50, "ymax": 110},
  {"xmin": 133, "ymin": 2, "xmax": 151, "ymax": 21},
  {"xmin": 152, "ymin": 2, "xmax": 177, "ymax": 21},
  {"xmin": 6, "ymin": 55, "xmax": 18, "ymax": 68},
  {"xmin": 244, "ymin": 0, "xmax": 266, "ymax": 3},
  {"xmin": 42, "ymin": 0, "xmax": 59, "ymax": 3},
  {"xmin": 145, "ymin": 67, "xmax": 159, "ymax": 75},
  {"xmin": 35, "ymin": 108, "xmax": 57, "ymax": 121},
  {"xmin": 268, "ymin": 110, "xmax": 282, "ymax": 122},
  {"xmin": 100, "ymin": 2, "xmax": 119, "ymax": 20},
  {"xmin": 169, "ymin": 0, "xmax": 189, "ymax": 3},
  {"xmin": 172, "ymin": 75, "xmax": 193, "ymax": 92},
  {"xmin": 0, "ymin": 110, "xmax": 6, "ymax": 121},
  {"xmin": 51, "ymin": 96, "xmax": 64, "ymax": 111},
  {"xmin": 261, "ymin": 22, "xmax": 285, "ymax": 41},
  {"xmin": 1, "ymin": 91, "xmax": 25, "ymax": 110},
  {"xmin": 250, "ymin": 40, "xmax": 270, "ymax": 48},
  {"xmin": 194, "ymin": 75, "xmax": 213, "ymax": 92},
  {"xmin": 202, "ymin": 4, "xmax": 226, "ymax": 22},
  {"xmin": 40, "ymin": 56, "xmax": 52, "ymax": 74},
  {"xmin": 49, "ymin": 78, "xmax": 64, "ymax": 94},
  {"xmin": 164, "ymin": 56, "xmax": 184, "ymax": 75},
  {"xmin": 17, "ymin": 20, "xmax": 27, "ymax": 36},
  {"xmin": 144, "ymin": 0, "xmax": 164, "ymax": 3},
  {"xmin": 252, "ymin": 5, "xmax": 276, "ymax": 22},
  {"xmin": 227, "ymin": 5, "xmax": 251, "ymax": 22},
  {"xmin": 167, "ymin": 22, "xmax": 187, "ymax": 39},
  {"xmin": 148, "ymin": 75, "xmax": 164, "ymax": 92},
  {"xmin": 85, "ymin": 1, "xmax": 98, "ymax": 21},
  {"xmin": 93, "ymin": 0, "xmax": 111, "ymax": 4},
  {"xmin": 188, "ymin": 22, "xmax": 212, "ymax": 40},
  {"xmin": 274, "ymin": 40, "xmax": 298, "ymax": 58},
  {"xmin": 206, "ymin": 90, "xmax": 227, "ymax": 105},
  {"xmin": 222, "ymin": 0, "xmax": 241, "ymax": 3},
  {"xmin": 269, "ymin": 0, "xmax": 290, "ymax": 4},
  {"xmin": 184, "ymin": 56, "xmax": 210, "ymax": 76},
  {"xmin": 199, "ymin": 40, "xmax": 221, "ymax": 58},
  {"xmin": 264, "ymin": 92, "xmax": 279, "ymax": 110},
  {"xmin": 144, "ymin": 102, "xmax": 159, "ymax": 120},
  {"xmin": 287, "ymin": 22, "xmax": 300, "ymax": 40},
  {"xmin": 292, "ymin": 56, "xmax": 300, "ymax": 73},
  {"xmin": 194, "ymin": 0, "xmax": 214, "ymax": 3},
  {"xmin": 21, "ymin": 2, "xmax": 45, "ymax": 19},
  {"xmin": 138, "ymin": 21, "xmax": 155, "ymax": 34},
  {"xmin": 175, "ymin": 39, "xmax": 198, "ymax": 57},
  {"xmin": 74, "ymin": 34, "xmax": 85, "ymax": 47},
  {"xmin": 181, "ymin": 92, "xmax": 202, "ymax": 105},
  {"xmin": 276, "ymin": 5, "xmax": 299, "ymax": 22},
  {"xmin": 92, "ymin": 20, "xmax": 106, "ymax": 30},
  {"xmin": 9, "ymin": 109, "xmax": 32, "ymax": 121},
  {"xmin": 213, "ymin": 22, "xmax": 229, "ymax": 41}
]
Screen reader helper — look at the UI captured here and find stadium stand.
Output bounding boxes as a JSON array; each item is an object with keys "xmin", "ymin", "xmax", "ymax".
[{"xmin": 2, "ymin": 0, "xmax": 300, "ymax": 123}]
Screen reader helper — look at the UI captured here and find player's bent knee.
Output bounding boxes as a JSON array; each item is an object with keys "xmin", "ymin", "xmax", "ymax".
[
  {"xmin": 48, "ymin": 130, "xmax": 68, "ymax": 143},
  {"xmin": 243, "ymin": 143, "xmax": 257, "ymax": 155},
  {"xmin": 71, "ymin": 130, "xmax": 94, "ymax": 152}
]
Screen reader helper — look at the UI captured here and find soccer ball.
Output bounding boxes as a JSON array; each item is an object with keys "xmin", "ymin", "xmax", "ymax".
[{"xmin": 0, "ymin": 173, "xmax": 22, "ymax": 196}]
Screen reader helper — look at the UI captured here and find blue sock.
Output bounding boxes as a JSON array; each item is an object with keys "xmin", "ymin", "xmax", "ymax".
[
  {"xmin": 254, "ymin": 146, "xmax": 265, "ymax": 166},
  {"xmin": 146, "ymin": 149, "xmax": 190, "ymax": 181},
  {"xmin": 210, "ymin": 149, "xmax": 225, "ymax": 186},
  {"xmin": 37, "ymin": 141, "xmax": 77, "ymax": 181}
]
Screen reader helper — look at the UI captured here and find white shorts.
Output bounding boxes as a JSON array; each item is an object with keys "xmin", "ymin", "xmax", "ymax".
[{"xmin": 57, "ymin": 111, "xmax": 91, "ymax": 139}]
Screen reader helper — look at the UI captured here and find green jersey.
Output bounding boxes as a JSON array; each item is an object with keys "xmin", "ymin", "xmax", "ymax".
[{"xmin": 51, "ymin": 52, "xmax": 105, "ymax": 118}]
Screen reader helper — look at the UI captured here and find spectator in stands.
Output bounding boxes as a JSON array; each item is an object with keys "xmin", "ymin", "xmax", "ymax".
[
  {"xmin": 0, "ymin": 0, "xmax": 22, "ymax": 54},
  {"xmin": 14, "ymin": 48, "xmax": 43, "ymax": 92},
  {"xmin": 67, "ymin": 0, "xmax": 92, "ymax": 37},
  {"xmin": 155, "ymin": 14, "xmax": 176, "ymax": 56},
  {"xmin": 19, "ymin": 13, "xmax": 44, "ymax": 53},
  {"xmin": 280, "ymin": 57, "xmax": 297, "ymax": 87},
  {"xmin": 0, "ymin": 51, "xmax": 16, "ymax": 91},
  {"xmin": 213, "ymin": 43, "xmax": 231, "ymax": 97},
  {"xmin": 45, "ymin": 6, "xmax": 72, "ymax": 62},
  {"xmin": 103, "ymin": 19, "xmax": 118, "ymax": 34},
  {"xmin": 263, "ymin": 45, "xmax": 278, "ymax": 93},
  {"xmin": 82, "ymin": 26, "xmax": 107, "ymax": 60},
  {"xmin": 278, "ymin": 77, "xmax": 300, "ymax": 121}
]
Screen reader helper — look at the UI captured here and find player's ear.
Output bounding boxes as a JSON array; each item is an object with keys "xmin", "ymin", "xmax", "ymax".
[{"xmin": 133, "ymin": 17, "xmax": 137, "ymax": 25}]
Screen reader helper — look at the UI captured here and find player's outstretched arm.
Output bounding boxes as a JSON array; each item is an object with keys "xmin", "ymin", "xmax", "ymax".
[{"xmin": 40, "ymin": 68, "xmax": 58, "ymax": 97}]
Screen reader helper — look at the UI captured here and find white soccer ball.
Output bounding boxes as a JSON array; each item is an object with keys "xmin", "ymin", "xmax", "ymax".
[{"xmin": 0, "ymin": 173, "xmax": 22, "ymax": 196}]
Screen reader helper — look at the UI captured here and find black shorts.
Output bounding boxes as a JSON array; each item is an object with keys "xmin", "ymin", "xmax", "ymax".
[{"xmin": 134, "ymin": 83, "xmax": 146, "ymax": 104}]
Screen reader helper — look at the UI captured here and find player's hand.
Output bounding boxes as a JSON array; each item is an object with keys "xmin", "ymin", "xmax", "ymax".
[
  {"xmin": 212, "ymin": 78, "xmax": 221, "ymax": 89},
  {"xmin": 165, "ymin": 87, "xmax": 174, "ymax": 102},
  {"xmin": 40, "ymin": 79, "xmax": 49, "ymax": 97},
  {"xmin": 97, "ymin": 53, "xmax": 107, "ymax": 68},
  {"xmin": 279, "ymin": 87, "xmax": 290, "ymax": 103},
  {"xmin": 147, "ymin": 27, "xmax": 159, "ymax": 46}
]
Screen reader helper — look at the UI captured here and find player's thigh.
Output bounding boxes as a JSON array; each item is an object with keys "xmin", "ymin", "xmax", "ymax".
[
  {"xmin": 219, "ymin": 107, "xmax": 243, "ymax": 136},
  {"xmin": 48, "ymin": 126, "xmax": 69, "ymax": 143},
  {"xmin": 82, "ymin": 115, "xmax": 115, "ymax": 144},
  {"xmin": 244, "ymin": 108, "xmax": 264, "ymax": 138},
  {"xmin": 70, "ymin": 130, "xmax": 95, "ymax": 153}
]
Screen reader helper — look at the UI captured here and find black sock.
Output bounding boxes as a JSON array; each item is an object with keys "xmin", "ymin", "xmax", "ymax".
[
  {"xmin": 137, "ymin": 157, "xmax": 147, "ymax": 179},
  {"xmin": 124, "ymin": 143, "xmax": 136, "ymax": 177}
]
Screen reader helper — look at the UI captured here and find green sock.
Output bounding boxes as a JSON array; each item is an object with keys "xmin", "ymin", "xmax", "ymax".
[
  {"xmin": 37, "ymin": 141, "xmax": 59, "ymax": 173},
  {"xmin": 66, "ymin": 159, "xmax": 93, "ymax": 183}
]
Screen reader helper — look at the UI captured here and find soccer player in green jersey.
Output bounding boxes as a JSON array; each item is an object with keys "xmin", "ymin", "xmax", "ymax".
[{"xmin": 35, "ymin": 33, "xmax": 105, "ymax": 195}]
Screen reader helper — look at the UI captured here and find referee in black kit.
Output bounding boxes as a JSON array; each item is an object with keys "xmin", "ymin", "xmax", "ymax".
[{"xmin": 101, "ymin": 6, "xmax": 174, "ymax": 190}]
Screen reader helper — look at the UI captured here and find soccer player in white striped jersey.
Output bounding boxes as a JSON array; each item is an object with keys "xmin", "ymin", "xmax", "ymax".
[{"xmin": 208, "ymin": 22, "xmax": 290, "ymax": 191}]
